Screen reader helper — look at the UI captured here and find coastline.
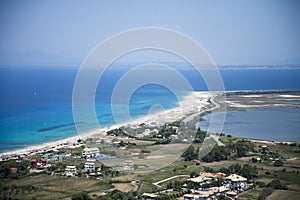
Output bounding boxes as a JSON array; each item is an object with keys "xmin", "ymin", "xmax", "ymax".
[
  {"xmin": 0, "ymin": 91, "xmax": 213, "ymax": 159},
  {"xmin": 1, "ymin": 90, "xmax": 300, "ymax": 159}
]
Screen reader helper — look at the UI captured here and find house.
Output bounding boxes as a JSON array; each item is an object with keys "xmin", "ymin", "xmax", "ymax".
[
  {"xmin": 81, "ymin": 147, "xmax": 100, "ymax": 159},
  {"xmin": 171, "ymin": 126, "xmax": 179, "ymax": 133},
  {"xmin": 136, "ymin": 133, "xmax": 144, "ymax": 139},
  {"xmin": 30, "ymin": 159, "xmax": 37, "ymax": 168},
  {"xmin": 225, "ymin": 191, "xmax": 238, "ymax": 198},
  {"xmin": 184, "ymin": 190, "xmax": 219, "ymax": 200},
  {"xmin": 65, "ymin": 166, "xmax": 77, "ymax": 176},
  {"xmin": 199, "ymin": 189, "xmax": 219, "ymax": 199},
  {"xmin": 189, "ymin": 172, "xmax": 218, "ymax": 186},
  {"xmin": 83, "ymin": 162, "xmax": 95, "ymax": 172},
  {"xmin": 30, "ymin": 159, "xmax": 47, "ymax": 170},
  {"xmin": 189, "ymin": 175, "xmax": 213, "ymax": 186},
  {"xmin": 141, "ymin": 193, "xmax": 157, "ymax": 200},
  {"xmin": 214, "ymin": 172, "xmax": 226, "ymax": 180},
  {"xmin": 188, "ymin": 172, "xmax": 227, "ymax": 188},
  {"xmin": 169, "ymin": 134, "xmax": 178, "ymax": 140},
  {"xmin": 225, "ymin": 174, "xmax": 247, "ymax": 190},
  {"xmin": 142, "ymin": 129, "xmax": 151, "ymax": 136},
  {"xmin": 10, "ymin": 168, "xmax": 18, "ymax": 173},
  {"xmin": 123, "ymin": 160, "xmax": 134, "ymax": 170},
  {"xmin": 151, "ymin": 129, "xmax": 159, "ymax": 134},
  {"xmin": 184, "ymin": 194, "xmax": 199, "ymax": 200}
]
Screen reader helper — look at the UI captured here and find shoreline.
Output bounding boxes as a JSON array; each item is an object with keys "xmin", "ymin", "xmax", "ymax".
[
  {"xmin": 0, "ymin": 91, "xmax": 213, "ymax": 159},
  {"xmin": 1, "ymin": 90, "xmax": 300, "ymax": 159}
]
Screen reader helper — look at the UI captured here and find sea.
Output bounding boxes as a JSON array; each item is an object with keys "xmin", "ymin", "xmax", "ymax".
[{"xmin": 0, "ymin": 64, "xmax": 300, "ymax": 152}]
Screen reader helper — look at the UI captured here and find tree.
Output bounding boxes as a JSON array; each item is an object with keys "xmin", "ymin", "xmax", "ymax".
[
  {"xmin": 217, "ymin": 194, "xmax": 232, "ymax": 200},
  {"xmin": 234, "ymin": 140, "xmax": 254, "ymax": 157},
  {"xmin": 273, "ymin": 160, "xmax": 283, "ymax": 167},
  {"xmin": 190, "ymin": 171, "xmax": 198, "ymax": 178},
  {"xmin": 229, "ymin": 163, "xmax": 242, "ymax": 174},
  {"xmin": 71, "ymin": 192, "xmax": 91, "ymax": 200},
  {"xmin": 258, "ymin": 187, "xmax": 273, "ymax": 200},
  {"xmin": 203, "ymin": 166, "xmax": 215, "ymax": 173},
  {"xmin": 194, "ymin": 128, "xmax": 207, "ymax": 143},
  {"xmin": 181, "ymin": 145, "xmax": 198, "ymax": 161},
  {"xmin": 219, "ymin": 167, "xmax": 230, "ymax": 175},
  {"xmin": 228, "ymin": 163, "xmax": 258, "ymax": 179},
  {"xmin": 240, "ymin": 164, "xmax": 257, "ymax": 179},
  {"xmin": 202, "ymin": 146, "xmax": 230, "ymax": 162},
  {"xmin": 267, "ymin": 180, "xmax": 287, "ymax": 190}
]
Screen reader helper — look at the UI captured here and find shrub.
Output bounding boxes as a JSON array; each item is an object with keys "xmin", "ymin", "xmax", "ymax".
[
  {"xmin": 71, "ymin": 192, "xmax": 91, "ymax": 200},
  {"xmin": 273, "ymin": 160, "xmax": 283, "ymax": 167},
  {"xmin": 258, "ymin": 187, "xmax": 273, "ymax": 200},
  {"xmin": 267, "ymin": 180, "xmax": 287, "ymax": 190}
]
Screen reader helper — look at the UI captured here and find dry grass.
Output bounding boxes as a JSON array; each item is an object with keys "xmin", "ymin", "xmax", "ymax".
[
  {"xmin": 267, "ymin": 190, "xmax": 300, "ymax": 200},
  {"xmin": 112, "ymin": 183, "xmax": 137, "ymax": 192},
  {"xmin": 3, "ymin": 174, "xmax": 112, "ymax": 200}
]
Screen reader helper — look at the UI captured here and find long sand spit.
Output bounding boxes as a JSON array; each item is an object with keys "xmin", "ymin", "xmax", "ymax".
[{"xmin": 0, "ymin": 91, "xmax": 215, "ymax": 159}]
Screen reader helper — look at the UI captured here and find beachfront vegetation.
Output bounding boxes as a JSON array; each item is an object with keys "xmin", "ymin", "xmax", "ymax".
[{"xmin": 1, "ymin": 116, "xmax": 300, "ymax": 200}]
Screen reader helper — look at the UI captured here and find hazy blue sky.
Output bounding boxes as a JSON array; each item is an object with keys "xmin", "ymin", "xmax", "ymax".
[{"xmin": 0, "ymin": 0, "xmax": 299, "ymax": 65}]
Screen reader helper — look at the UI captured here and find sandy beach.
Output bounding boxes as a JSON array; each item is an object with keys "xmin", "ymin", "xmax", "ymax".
[{"xmin": 0, "ymin": 91, "xmax": 214, "ymax": 159}]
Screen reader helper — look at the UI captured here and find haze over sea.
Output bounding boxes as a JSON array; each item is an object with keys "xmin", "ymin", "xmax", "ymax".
[{"xmin": 0, "ymin": 64, "xmax": 300, "ymax": 152}]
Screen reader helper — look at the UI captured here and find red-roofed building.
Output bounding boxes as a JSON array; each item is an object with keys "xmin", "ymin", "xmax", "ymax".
[{"xmin": 30, "ymin": 159, "xmax": 47, "ymax": 170}]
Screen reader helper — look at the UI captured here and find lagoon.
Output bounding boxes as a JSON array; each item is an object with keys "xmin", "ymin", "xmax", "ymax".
[{"xmin": 198, "ymin": 108, "xmax": 300, "ymax": 142}]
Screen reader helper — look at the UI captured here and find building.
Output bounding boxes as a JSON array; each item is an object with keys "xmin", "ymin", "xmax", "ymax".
[
  {"xmin": 189, "ymin": 175, "xmax": 213, "ymax": 186},
  {"xmin": 188, "ymin": 172, "xmax": 226, "ymax": 186},
  {"xmin": 81, "ymin": 147, "xmax": 100, "ymax": 159},
  {"xmin": 225, "ymin": 191, "xmax": 238, "ymax": 198},
  {"xmin": 123, "ymin": 160, "xmax": 134, "ymax": 170},
  {"xmin": 83, "ymin": 162, "xmax": 95, "ymax": 172},
  {"xmin": 184, "ymin": 194, "xmax": 199, "ymax": 200},
  {"xmin": 225, "ymin": 174, "xmax": 247, "ymax": 190},
  {"xmin": 142, "ymin": 129, "xmax": 151, "ymax": 136},
  {"xmin": 30, "ymin": 159, "xmax": 37, "ymax": 168},
  {"xmin": 65, "ymin": 166, "xmax": 77, "ymax": 176},
  {"xmin": 30, "ymin": 159, "xmax": 47, "ymax": 170},
  {"xmin": 184, "ymin": 190, "xmax": 219, "ymax": 200},
  {"xmin": 141, "ymin": 193, "xmax": 157, "ymax": 200}
]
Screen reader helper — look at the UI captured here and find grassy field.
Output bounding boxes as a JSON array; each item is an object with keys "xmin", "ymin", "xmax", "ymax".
[
  {"xmin": 267, "ymin": 190, "xmax": 300, "ymax": 200},
  {"xmin": 1, "ymin": 174, "xmax": 113, "ymax": 199},
  {"xmin": 1, "ymin": 137, "xmax": 299, "ymax": 199}
]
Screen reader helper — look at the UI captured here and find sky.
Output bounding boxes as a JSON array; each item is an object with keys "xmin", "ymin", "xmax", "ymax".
[{"xmin": 0, "ymin": 0, "xmax": 300, "ymax": 65}]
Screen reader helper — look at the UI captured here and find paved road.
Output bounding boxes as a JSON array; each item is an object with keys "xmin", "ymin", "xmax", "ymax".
[
  {"xmin": 182, "ymin": 94, "xmax": 220, "ymax": 124},
  {"xmin": 153, "ymin": 175, "xmax": 190, "ymax": 187},
  {"xmin": 182, "ymin": 94, "xmax": 224, "ymax": 146}
]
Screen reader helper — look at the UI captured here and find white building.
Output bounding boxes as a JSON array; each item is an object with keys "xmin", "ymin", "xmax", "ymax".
[
  {"xmin": 141, "ymin": 193, "xmax": 157, "ymax": 200},
  {"xmin": 65, "ymin": 166, "xmax": 77, "ymax": 176},
  {"xmin": 83, "ymin": 162, "xmax": 95, "ymax": 172},
  {"xmin": 142, "ymin": 129, "xmax": 151, "ymax": 136},
  {"xmin": 225, "ymin": 174, "xmax": 248, "ymax": 190},
  {"xmin": 123, "ymin": 160, "xmax": 134, "ymax": 170},
  {"xmin": 184, "ymin": 190, "xmax": 219, "ymax": 200},
  {"xmin": 82, "ymin": 147, "xmax": 100, "ymax": 159}
]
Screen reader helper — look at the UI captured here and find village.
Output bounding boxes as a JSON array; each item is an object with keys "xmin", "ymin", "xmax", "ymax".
[{"xmin": 1, "ymin": 115, "xmax": 299, "ymax": 200}]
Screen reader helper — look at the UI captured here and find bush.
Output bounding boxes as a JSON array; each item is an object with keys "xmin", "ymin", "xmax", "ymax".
[
  {"xmin": 256, "ymin": 181, "xmax": 267, "ymax": 188},
  {"xmin": 273, "ymin": 160, "xmax": 283, "ymax": 167},
  {"xmin": 190, "ymin": 171, "xmax": 198, "ymax": 178},
  {"xmin": 71, "ymin": 192, "xmax": 91, "ymax": 200},
  {"xmin": 258, "ymin": 187, "xmax": 273, "ymax": 200},
  {"xmin": 267, "ymin": 180, "xmax": 287, "ymax": 190}
]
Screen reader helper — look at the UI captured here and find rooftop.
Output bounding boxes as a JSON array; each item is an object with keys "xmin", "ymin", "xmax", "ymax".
[{"xmin": 226, "ymin": 174, "xmax": 247, "ymax": 182}]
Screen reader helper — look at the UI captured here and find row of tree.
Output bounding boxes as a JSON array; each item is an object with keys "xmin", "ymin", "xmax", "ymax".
[{"xmin": 182, "ymin": 138, "xmax": 255, "ymax": 163}]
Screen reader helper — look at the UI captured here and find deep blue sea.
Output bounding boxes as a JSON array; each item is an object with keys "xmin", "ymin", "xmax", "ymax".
[{"xmin": 0, "ymin": 64, "xmax": 300, "ymax": 152}]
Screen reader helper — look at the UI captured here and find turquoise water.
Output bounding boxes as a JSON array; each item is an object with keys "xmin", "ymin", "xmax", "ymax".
[
  {"xmin": 198, "ymin": 108, "xmax": 300, "ymax": 142},
  {"xmin": 0, "ymin": 65, "xmax": 300, "ymax": 152}
]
